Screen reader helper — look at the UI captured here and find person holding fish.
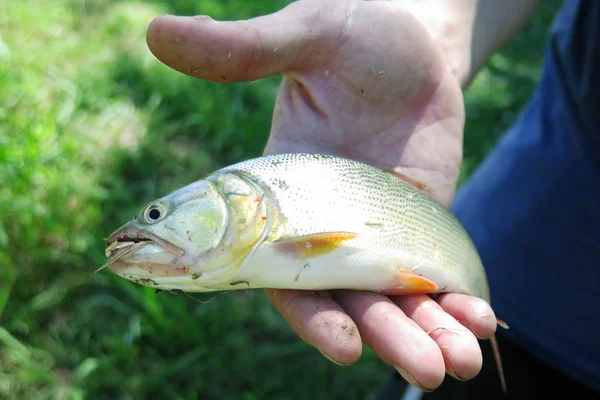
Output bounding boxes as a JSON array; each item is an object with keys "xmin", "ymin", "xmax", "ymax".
[{"xmin": 127, "ymin": 0, "xmax": 599, "ymax": 398}]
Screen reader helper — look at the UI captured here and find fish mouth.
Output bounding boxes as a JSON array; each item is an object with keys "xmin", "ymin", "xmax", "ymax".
[{"xmin": 96, "ymin": 223, "xmax": 186, "ymax": 273}]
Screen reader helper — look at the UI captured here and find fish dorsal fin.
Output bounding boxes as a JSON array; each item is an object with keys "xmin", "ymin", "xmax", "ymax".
[{"xmin": 384, "ymin": 169, "xmax": 431, "ymax": 192}]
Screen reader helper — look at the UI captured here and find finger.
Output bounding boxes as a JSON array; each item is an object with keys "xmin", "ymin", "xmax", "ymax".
[
  {"xmin": 265, "ymin": 288, "xmax": 362, "ymax": 366},
  {"xmin": 392, "ymin": 294, "xmax": 482, "ymax": 381},
  {"xmin": 333, "ymin": 290, "xmax": 445, "ymax": 391},
  {"xmin": 435, "ymin": 293, "xmax": 498, "ymax": 339},
  {"xmin": 145, "ymin": 1, "xmax": 349, "ymax": 82}
]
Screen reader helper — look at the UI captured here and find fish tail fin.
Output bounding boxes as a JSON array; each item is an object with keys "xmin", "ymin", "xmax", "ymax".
[
  {"xmin": 490, "ymin": 334, "xmax": 507, "ymax": 394},
  {"xmin": 491, "ymin": 317, "xmax": 510, "ymax": 394},
  {"xmin": 496, "ymin": 317, "xmax": 509, "ymax": 330}
]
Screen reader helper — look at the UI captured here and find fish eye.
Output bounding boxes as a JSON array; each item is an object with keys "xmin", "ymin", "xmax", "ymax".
[
  {"xmin": 144, "ymin": 203, "xmax": 167, "ymax": 223},
  {"xmin": 149, "ymin": 208, "xmax": 161, "ymax": 220}
]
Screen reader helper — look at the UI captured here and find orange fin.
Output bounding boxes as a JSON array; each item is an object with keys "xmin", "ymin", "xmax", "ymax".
[
  {"xmin": 490, "ymin": 334, "xmax": 508, "ymax": 394},
  {"xmin": 380, "ymin": 272, "xmax": 438, "ymax": 295},
  {"xmin": 273, "ymin": 232, "xmax": 358, "ymax": 258},
  {"xmin": 385, "ymin": 169, "xmax": 432, "ymax": 192}
]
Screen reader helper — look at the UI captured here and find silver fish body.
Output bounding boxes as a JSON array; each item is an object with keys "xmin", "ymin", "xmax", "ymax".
[
  {"xmin": 103, "ymin": 153, "xmax": 490, "ymax": 302},
  {"xmin": 102, "ymin": 153, "xmax": 505, "ymax": 393}
]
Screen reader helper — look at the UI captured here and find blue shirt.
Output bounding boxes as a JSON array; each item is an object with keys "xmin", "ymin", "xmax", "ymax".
[{"xmin": 452, "ymin": 0, "xmax": 600, "ymax": 392}]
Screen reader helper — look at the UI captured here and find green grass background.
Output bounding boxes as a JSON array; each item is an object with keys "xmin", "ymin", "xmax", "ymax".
[{"xmin": 0, "ymin": 0, "xmax": 562, "ymax": 398}]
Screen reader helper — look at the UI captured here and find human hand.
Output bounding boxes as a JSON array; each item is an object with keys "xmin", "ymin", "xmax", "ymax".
[{"xmin": 146, "ymin": 0, "xmax": 498, "ymax": 391}]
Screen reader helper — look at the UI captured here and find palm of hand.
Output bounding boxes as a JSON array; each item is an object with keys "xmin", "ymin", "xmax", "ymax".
[
  {"xmin": 147, "ymin": 0, "xmax": 497, "ymax": 391},
  {"xmin": 266, "ymin": 1, "xmax": 464, "ymax": 207}
]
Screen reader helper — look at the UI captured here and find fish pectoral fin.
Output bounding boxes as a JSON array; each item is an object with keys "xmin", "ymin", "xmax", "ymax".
[
  {"xmin": 379, "ymin": 271, "xmax": 438, "ymax": 295},
  {"xmin": 272, "ymin": 232, "xmax": 358, "ymax": 258}
]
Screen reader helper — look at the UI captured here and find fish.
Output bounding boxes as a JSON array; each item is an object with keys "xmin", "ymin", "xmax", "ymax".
[{"xmin": 100, "ymin": 153, "xmax": 508, "ymax": 392}]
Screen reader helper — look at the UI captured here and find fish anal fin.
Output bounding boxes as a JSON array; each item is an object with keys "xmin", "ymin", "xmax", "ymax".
[
  {"xmin": 273, "ymin": 232, "xmax": 358, "ymax": 258},
  {"xmin": 380, "ymin": 271, "xmax": 438, "ymax": 295}
]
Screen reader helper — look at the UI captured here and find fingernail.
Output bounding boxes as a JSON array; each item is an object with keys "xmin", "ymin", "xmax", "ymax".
[
  {"xmin": 318, "ymin": 350, "xmax": 350, "ymax": 366},
  {"xmin": 446, "ymin": 364, "xmax": 467, "ymax": 381},
  {"xmin": 394, "ymin": 365, "xmax": 433, "ymax": 392}
]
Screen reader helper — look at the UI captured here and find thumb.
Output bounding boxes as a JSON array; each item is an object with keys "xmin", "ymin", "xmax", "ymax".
[{"xmin": 146, "ymin": 1, "xmax": 346, "ymax": 83}]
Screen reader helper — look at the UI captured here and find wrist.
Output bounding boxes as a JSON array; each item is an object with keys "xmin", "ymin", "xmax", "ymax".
[
  {"xmin": 401, "ymin": 0, "xmax": 476, "ymax": 87},
  {"xmin": 401, "ymin": 0, "xmax": 540, "ymax": 88}
]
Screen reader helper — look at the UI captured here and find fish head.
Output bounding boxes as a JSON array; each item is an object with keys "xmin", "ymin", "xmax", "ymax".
[{"xmin": 101, "ymin": 173, "xmax": 272, "ymax": 292}]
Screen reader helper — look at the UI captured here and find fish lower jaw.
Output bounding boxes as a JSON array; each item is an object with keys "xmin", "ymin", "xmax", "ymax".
[
  {"xmin": 112, "ymin": 269, "xmax": 227, "ymax": 293},
  {"xmin": 109, "ymin": 260, "xmax": 242, "ymax": 292}
]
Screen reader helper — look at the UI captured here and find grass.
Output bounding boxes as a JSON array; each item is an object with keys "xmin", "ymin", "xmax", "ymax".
[{"xmin": 0, "ymin": 0, "xmax": 562, "ymax": 398}]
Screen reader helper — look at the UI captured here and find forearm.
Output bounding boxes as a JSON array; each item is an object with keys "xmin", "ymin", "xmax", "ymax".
[{"xmin": 408, "ymin": 0, "xmax": 541, "ymax": 87}]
